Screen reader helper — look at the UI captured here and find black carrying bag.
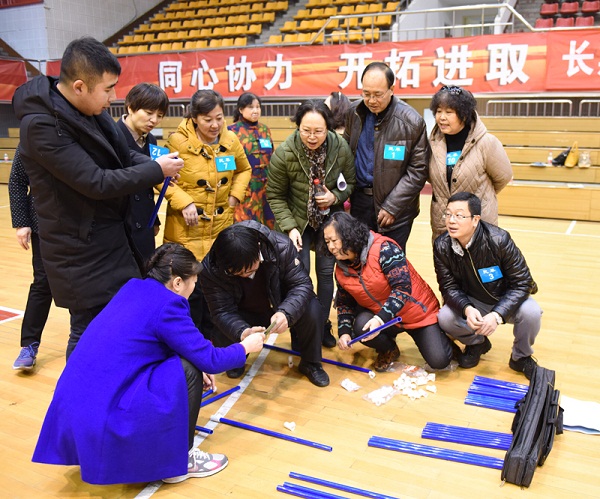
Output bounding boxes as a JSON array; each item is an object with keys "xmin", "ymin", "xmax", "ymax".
[{"xmin": 501, "ymin": 366, "xmax": 563, "ymax": 487}]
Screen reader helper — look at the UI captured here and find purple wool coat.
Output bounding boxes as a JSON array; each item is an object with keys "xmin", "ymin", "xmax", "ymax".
[{"xmin": 32, "ymin": 278, "xmax": 246, "ymax": 485}]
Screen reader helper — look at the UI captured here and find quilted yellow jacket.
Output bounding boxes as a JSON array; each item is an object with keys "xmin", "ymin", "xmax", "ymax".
[{"xmin": 163, "ymin": 118, "xmax": 251, "ymax": 260}]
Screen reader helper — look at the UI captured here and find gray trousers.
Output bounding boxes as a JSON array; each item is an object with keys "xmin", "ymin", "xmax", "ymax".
[{"xmin": 437, "ymin": 296, "xmax": 542, "ymax": 361}]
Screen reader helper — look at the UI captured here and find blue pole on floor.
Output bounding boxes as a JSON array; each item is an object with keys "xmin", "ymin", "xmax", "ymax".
[
  {"xmin": 212, "ymin": 416, "xmax": 333, "ymax": 452},
  {"xmin": 194, "ymin": 425, "xmax": 214, "ymax": 434},
  {"xmin": 421, "ymin": 422, "xmax": 512, "ymax": 450},
  {"xmin": 368, "ymin": 436, "xmax": 504, "ymax": 470},
  {"xmin": 199, "ymin": 385, "xmax": 240, "ymax": 408},
  {"xmin": 289, "ymin": 472, "xmax": 400, "ymax": 499},
  {"xmin": 263, "ymin": 343, "xmax": 374, "ymax": 375},
  {"xmin": 277, "ymin": 482, "xmax": 349, "ymax": 499}
]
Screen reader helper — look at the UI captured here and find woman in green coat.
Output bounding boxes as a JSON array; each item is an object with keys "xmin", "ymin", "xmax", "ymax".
[{"xmin": 267, "ymin": 100, "xmax": 356, "ymax": 347}]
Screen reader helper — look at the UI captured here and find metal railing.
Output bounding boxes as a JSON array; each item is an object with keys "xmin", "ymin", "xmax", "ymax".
[
  {"xmin": 485, "ymin": 99, "xmax": 573, "ymax": 117},
  {"xmin": 579, "ymin": 100, "xmax": 600, "ymax": 117}
]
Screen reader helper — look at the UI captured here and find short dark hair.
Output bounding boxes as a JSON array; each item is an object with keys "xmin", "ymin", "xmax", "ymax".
[
  {"xmin": 233, "ymin": 92, "xmax": 261, "ymax": 122},
  {"xmin": 291, "ymin": 99, "xmax": 334, "ymax": 130},
  {"xmin": 447, "ymin": 191, "xmax": 481, "ymax": 216},
  {"xmin": 321, "ymin": 212, "xmax": 370, "ymax": 258},
  {"xmin": 361, "ymin": 62, "xmax": 395, "ymax": 88},
  {"xmin": 212, "ymin": 224, "xmax": 261, "ymax": 275},
  {"xmin": 59, "ymin": 37, "xmax": 121, "ymax": 88},
  {"xmin": 125, "ymin": 83, "xmax": 169, "ymax": 115},
  {"xmin": 326, "ymin": 91, "xmax": 350, "ymax": 130},
  {"xmin": 186, "ymin": 89, "xmax": 224, "ymax": 119},
  {"xmin": 430, "ymin": 86, "xmax": 477, "ymax": 130},
  {"xmin": 145, "ymin": 243, "xmax": 201, "ymax": 283}
]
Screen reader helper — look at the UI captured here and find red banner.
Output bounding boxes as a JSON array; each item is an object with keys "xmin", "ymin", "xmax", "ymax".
[
  {"xmin": 0, "ymin": 59, "xmax": 27, "ymax": 101},
  {"xmin": 42, "ymin": 29, "xmax": 600, "ymax": 100}
]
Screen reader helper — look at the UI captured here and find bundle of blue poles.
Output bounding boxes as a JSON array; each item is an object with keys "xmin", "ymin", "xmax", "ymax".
[{"xmin": 464, "ymin": 376, "xmax": 528, "ymax": 413}]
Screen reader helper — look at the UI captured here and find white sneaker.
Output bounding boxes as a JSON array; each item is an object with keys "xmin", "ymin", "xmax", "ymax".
[{"xmin": 162, "ymin": 448, "xmax": 228, "ymax": 483}]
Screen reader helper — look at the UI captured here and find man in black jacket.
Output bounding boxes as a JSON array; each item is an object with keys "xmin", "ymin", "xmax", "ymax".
[
  {"xmin": 12, "ymin": 37, "xmax": 183, "ymax": 359},
  {"xmin": 200, "ymin": 221, "xmax": 329, "ymax": 387},
  {"xmin": 343, "ymin": 62, "xmax": 429, "ymax": 252},
  {"xmin": 433, "ymin": 192, "xmax": 542, "ymax": 379}
]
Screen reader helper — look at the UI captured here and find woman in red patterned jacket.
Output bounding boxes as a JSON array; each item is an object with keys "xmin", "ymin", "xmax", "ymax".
[
  {"xmin": 322, "ymin": 212, "xmax": 454, "ymax": 372},
  {"xmin": 228, "ymin": 92, "xmax": 275, "ymax": 228}
]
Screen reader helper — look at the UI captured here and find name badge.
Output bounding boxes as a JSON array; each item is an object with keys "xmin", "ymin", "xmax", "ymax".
[
  {"xmin": 478, "ymin": 266, "xmax": 503, "ymax": 283},
  {"xmin": 215, "ymin": 155, "xmax": 236, "ymax": 172},
  {"xmin": 383, "ymin": 144, "xmax": 405, "ymax": 160},
  {"xmin": 446, "ymin": 151, "xmax": 461, "ymax": 166},
  {"xmin": 149, "ymin": 144, "xmax": 169, "ymax": 161},
  {"xmin": 259, "ymin": 138, "xmax": 272, "ymax": 149}
]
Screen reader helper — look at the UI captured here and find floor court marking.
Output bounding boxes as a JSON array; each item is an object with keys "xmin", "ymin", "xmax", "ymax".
[
  {"xmin": 135, "ymin": 332, "xmax": 280, "ymax": 498},
  {"xmin": 566, "ymin": 220, "xmax": 577, "ymax": 235},
  {"xmin": 0, "ymin": 306, "xmax": 24, "ymax": 324}
]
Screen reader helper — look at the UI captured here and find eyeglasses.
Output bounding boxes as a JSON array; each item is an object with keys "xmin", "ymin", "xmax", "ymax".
[
  {"xmin": 441, "ymin": 85, "xmax": 463, "ymax": 95},
  {"xmin": 299, "ymin": 129, "xmax": 327, "ymax": 138},
  {"xmin": 225, "ymin": 259, "xmax": 260, "ymax": 277},
  {"xmin": 442, "ymin": 212, "xmax": 474, "ymax": 221},
  {"xmin": 361, "ymin": 88, "xmax": 391, "ymax": 101}
]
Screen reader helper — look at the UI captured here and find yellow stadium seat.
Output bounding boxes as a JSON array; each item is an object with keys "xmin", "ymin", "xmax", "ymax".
[
  {"xmin": 329, "ymin": 30, "xmax": 346, "ymax": 43},
  {"xmin": 170, "ymin": 21, "xmax": 183, "ymax": 30},
  {"xmin": 188, "ymin": 29, "xmax": 201, "ymax": 39},
  {"xmin": 200, "ymin": 28, "xmax": 212, "ymax": 38},
  {"xmin": 160, "ymin": 42, "xmax": 173, "ymax": 51},
  {"xmin": 234, "ymin": 25, "xmax": 248, "ymax": 35},
  {"xmin": 171, "ymin": 41, "xmax": 184, "ymax": 51},
  {"xmin": 294, "ymin": 9, "xmax": 310, "ymax": 20},
  {"xmin": 248, "ymin": 24, "xmax": 262, "ymax": 36},
  {"xmin": 268, "ymin": 34, "xmax": 283, "ymax": 44},
  {"xmin": 262, "ymin": 12, "xmax": 275, "ymax": 22},
  {"xmin": 233, "ymin": 36, "xmax": 247, "ymax": 46},
  {"xmin": 137, "ymin": 24, "xmax": 151, "ymax": 32},
  {"xmin": 149, "ymin": 43, "xmax": 161, "ymax": 52},
  {"xmin": 342, "ymin": 17, "xmax": 359, "ymax": 28},
  {"xmin": 283, "ymin": 33, "xmax": 298, "ymax": 43},
  {"xmin": 323, "ymin": 7, "xmax": 337, "ymax": 17},
  {"xmin": 385, "ymin": 1, "xmax": 400, "ymax": 12},
  {"xmin": 281, "ymin": 21, "xmax": 297, "ymax": 32},
  {"xmin": 109, "ymin": 46, "xmax": 118, "ymax": 54},
  {"xmin": 309, "ymin": 8, "xmax": 324, "ymax": 18},
  {"xmin": 297, "ymin": 20, "xmax": 313, "ymax": 32},
  {"xmin": 374, "ymin": 14, "xmax": 392, "ymax": 27},
  {"xmin": 212, "ymin": 27, "xmax": 226, "ymax": 37},
  {"xmin": 184, "ymin": 40, "xmax": 197, "ymax": 49},
  {"xmin": 156, "ymin": 32, "xmax": 169, "ymax": 41},
  {"xmin": 143, "ymin": 33, "xmax": 156, "ymax": 43},
  {"xmin": 209, "ymin": 39, "xmax": 223, "ymax": 48},
  {"xmin": 340, "ymin": 5, "xmax": 354, "ymax": 15},
  {"xmin": 275, "ymin": 0, "xmax": 288, "ymax": 10},
  {"xmin": 348, "ymin": 29, "xmax": 364, "ymax": 43},
  {"xmin": 364, "ymin": 27, "xmax": 380, "ymax": 42},
  {"xmin": 118, "ymin": 35, "xmax": 134, "ymax": 45}
]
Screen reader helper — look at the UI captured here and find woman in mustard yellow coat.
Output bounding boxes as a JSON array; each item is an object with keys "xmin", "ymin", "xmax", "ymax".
[{"xmin": 165, "ymin": 90, "xmax": 251, "ymax": 261}]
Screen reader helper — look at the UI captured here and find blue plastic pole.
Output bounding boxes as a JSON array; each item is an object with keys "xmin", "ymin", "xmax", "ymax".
[
  {"xmin": 279, "ymin": 482, "xmax": 349, "ymax": 499},
  {"xmin": 347, "ymin": 317, "xmax": 403, "ymax": 346},
  {"xmin": 368, "ymin": 436, "xmax": 504, "ymax": 470},
  {"xmin": 464, "ymin": 394, "xmax": 518, "ymax": 413},
  {"xmin": 201, "ymin": 388, "xmax": 214, "ymax": 399},
  {"xmin": 289, "ymin": 472, "xmax": 400, "ymax": 499},
  {"xmin": 421, "ymin": 422, "xmax": 512, "ymax": 450},
  {"xmin": 147, "ymin": 177, "xmax": 171, "ymax": 227},
  {"xmin": 471, "ymin": 375, "xmax": 528, "ymax": 392},
  {"xmin": 263, "ymin": 344, "xmax": 373, "ymax": 375},
  {"xmin": 194, "ymin": 425, "xmax": 214, "ymax": 434},
  {"xmin": 467, "ymin": 384, "xmax": 526, "ymax": 402},
  {"xmin": 212, "ymin": 416, "xmax": 332, "ymax": 452},
  {"xmin": 200, "ymin": 385, "xmax": 240, "ymax": 407}
]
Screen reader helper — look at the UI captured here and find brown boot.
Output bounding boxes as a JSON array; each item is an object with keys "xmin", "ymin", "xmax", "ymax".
[{"xmin": 373, "ymin": 344, "xmax": 401, "ymax": 372}]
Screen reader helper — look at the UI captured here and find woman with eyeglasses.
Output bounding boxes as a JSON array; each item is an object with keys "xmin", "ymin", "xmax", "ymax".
[
  {"xmin": 428, "ymin": 85, "xmax": 512, "ymax": 240},
  {"xmin": 228, "ymin": 92, "xmax": 275, "ymax": 229},
  {"xmin": 267, "ymin": 100, "xmax": 356, "ymax": 348},
  {"xmin": 164, "ymin": 89, "xmax": 251, "ymax": 338}
]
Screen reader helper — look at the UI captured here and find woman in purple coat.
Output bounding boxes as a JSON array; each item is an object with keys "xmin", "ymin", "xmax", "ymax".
[{"xmin": 32, "ymin": 243, "xmax": 265, "ymax": 485}]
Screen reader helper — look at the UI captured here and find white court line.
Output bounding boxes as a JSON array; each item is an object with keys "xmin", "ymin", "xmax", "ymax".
[
  {"xmin": 135, "ymin": 332, "xmax": 279, "ymax": 499},
  {"xmin": 566, "ymin": 220, "xmax": 577, "ymax": 235}
]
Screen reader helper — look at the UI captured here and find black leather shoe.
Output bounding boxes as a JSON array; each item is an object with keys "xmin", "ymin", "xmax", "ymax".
[
  {"xmin": 226, "ymin": 365, "xmax": 245, "ymax": 379},
  {"xmin": 298, "ymin": 361, "xmax": 330, "ymax": 387},
  {"xmin": 458, "ymin": 337, "xmax": 492, "ymax": 368},
  {"xmin": 322, "ymin": 320, "xmax": 336, "ymax": 348}
]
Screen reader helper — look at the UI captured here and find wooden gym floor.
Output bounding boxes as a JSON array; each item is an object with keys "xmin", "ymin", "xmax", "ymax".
[{"xmin": 0, "ymin": 185, "xmax": 599, "ymax": 498}]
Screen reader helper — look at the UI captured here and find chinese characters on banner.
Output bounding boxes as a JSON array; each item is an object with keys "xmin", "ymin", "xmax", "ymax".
[{"xmin": 39, "ymin": 29, "xmax": 600, "ymax": 102}]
